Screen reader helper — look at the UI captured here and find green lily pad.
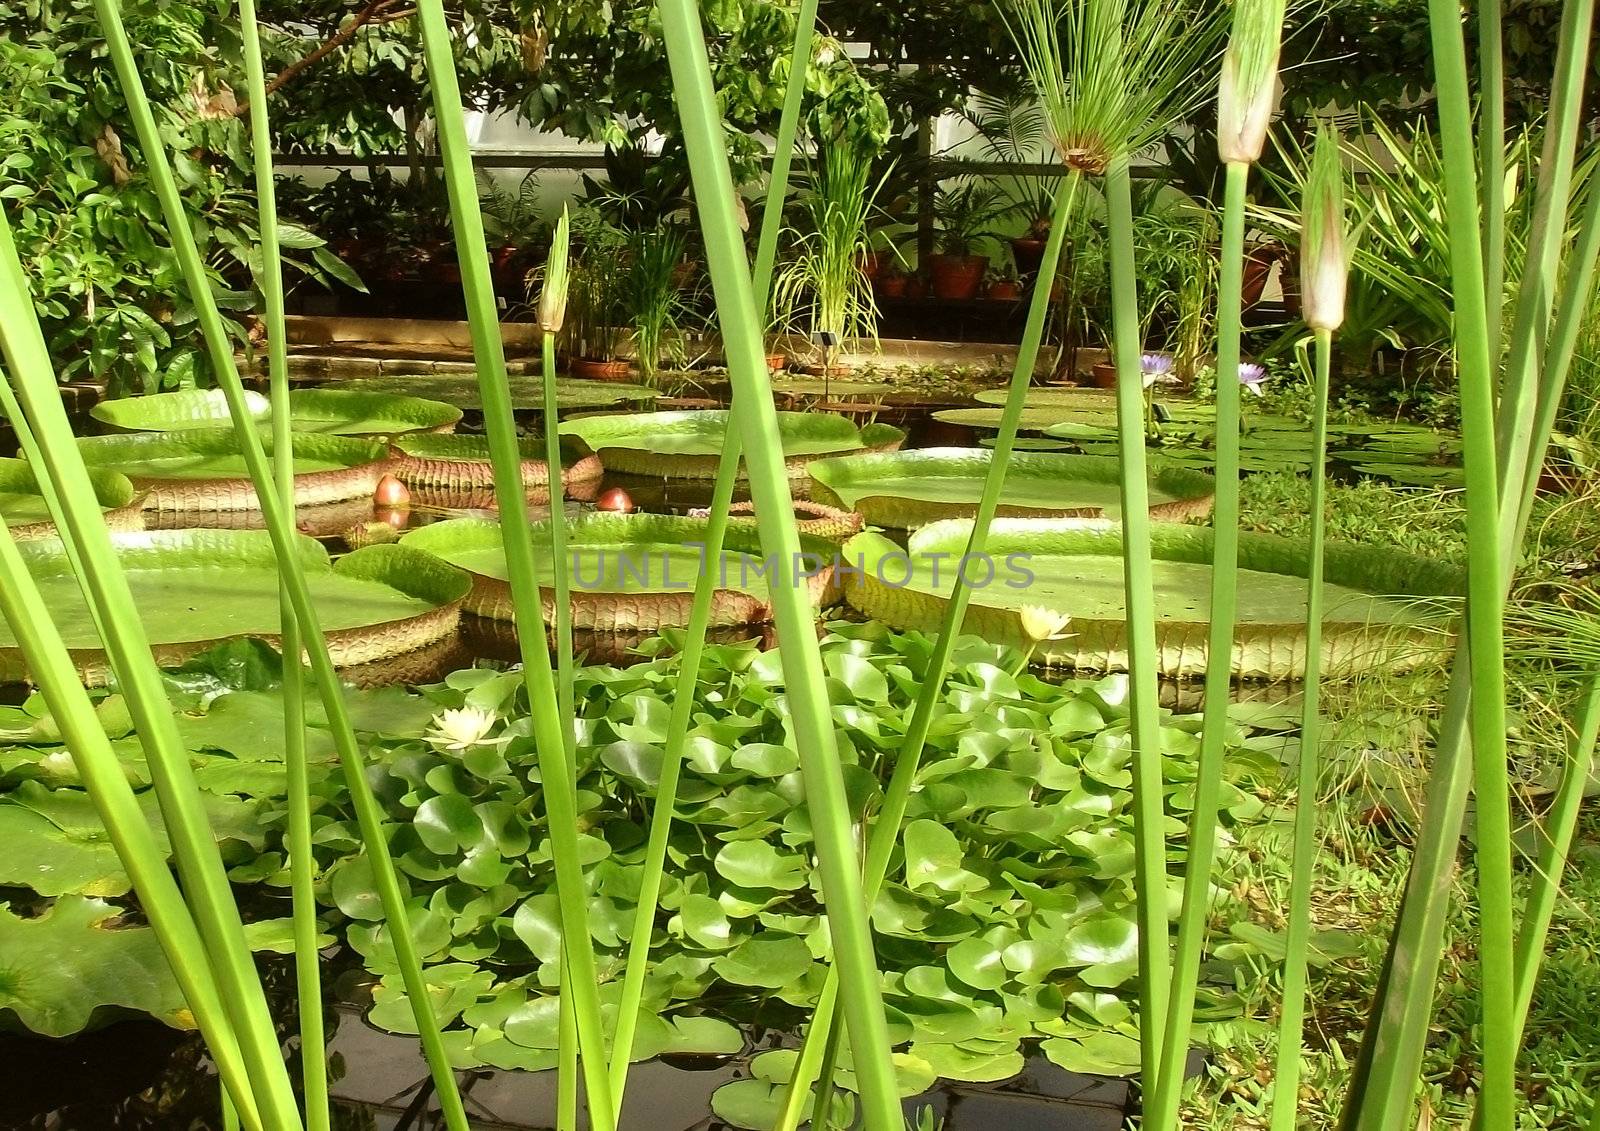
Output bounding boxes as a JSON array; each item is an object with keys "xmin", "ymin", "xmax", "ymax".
[
  {"xmin": 90, "ymin": 387, "xmax": 462, "ymax": 436},
  {"xmin": 559, "ymin": 410, "xmax": 904, "ymax": 479},
  {"xmin": 0, "ymin": 782, "xmax": 261, "ymax": 897},
  {"xmin": 710, "ymin": 1078, "xmax": 854, "ymax": 1131},
  {"xmin": 0, "ymin": 457, "xmax": 140, "ymax": 537},
  {"xmin": 0, "ymin": 896, "xmax": 191, "ymax": 1036},
  {"xmin": 337, "ymin": 374, "xmax": 659, "ymax": 411},
  {"xmin": 401, "ymin": 513, "xmax": 839, "ymax": 627},
  {"xmin": 843, "ymin": 519, "xmax": 1464, "ymax": 680},
  {"xmin": 808, "ymin": 448, "xmax": 1215, "ymax": 529},
  {"xmin": 713, "ymin": 840, "xmax": 809, "ymax": 891},
  {"xmin": 712, "ymin": 934, "xmax": 815, "ymax": 988},
  {"xmin": 0, "ymin": 530, "xmax": 469, "ymax": 686},
  {"xmin": 75, "ymin": 428, "xmax": 391, "ymax": 514},
  {"xmin": 1041, "ymin": 1031, "xmax": 1143, "ymax": 1076}
]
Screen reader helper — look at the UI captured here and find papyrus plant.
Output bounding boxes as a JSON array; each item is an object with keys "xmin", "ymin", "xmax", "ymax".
[
  {"xmin": 1003, "ymin": 0, "xmax": 1229, "ymax": 1097},
  {"xmin": 1271, "ymin": 122, "xmax": 1346, "ymax": 1131},
  {"xmin": 1344, "ymin": 0, "xmax": 1600, "ymax": 1123}
]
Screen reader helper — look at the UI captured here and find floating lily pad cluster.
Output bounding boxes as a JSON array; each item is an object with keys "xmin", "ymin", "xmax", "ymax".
[
  {"xmin": 289, "ymin": 624, "xmax": 1273, "ymax": 1097},
  {"xmin": 0, "ymin": 655, "xmax": 430, "ymax": 1035},
  {"xmin": 0, "ymin": 630, "xmax": 1280, "ymax": 1105}
]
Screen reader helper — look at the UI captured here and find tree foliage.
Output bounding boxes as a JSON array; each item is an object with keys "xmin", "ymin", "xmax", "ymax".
[{"xmin": 0, "ymin": 0, "xmax": 253, "ymax": 394}]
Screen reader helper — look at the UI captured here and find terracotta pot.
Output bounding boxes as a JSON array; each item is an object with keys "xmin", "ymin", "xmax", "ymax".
[
  {"xmin": 906, "ymin": 275, "xmax": 929, "ymax": 299},
  {"xmin": 859, "ymin": 250, "xmax": 886, "ymax": 281},
  {"xmin": 1011, "ymin": 236, "xmax": 1049, "ymax": 278},
  {"xmin": 492, "ymin": 244, "xmax": 521, "ymax": 273},
  {"xmin": 767, "ymin": 354, "xmax": 788, "ymax": 375},
  {"xmin": 1090, "ymin": 361, "xmax": 1119, "ymax": 389},
  {"xmin": 927, "ymin": 253, "xmax": 989, "ymax": 301},
  {"xmin": 1242, "ymin": 243, "xmax": 1282, "ymax": 307},
  {"xmin": 878, "ymin": 274, "xmax": 910, "ymax": 300},
  {"xmin": 988, "ymin": 280, "xmax": 1022, "ymax": 302},
  {"xmin": 1278, "ymin": 248, "xmax": 1302, "ymax": 317},
  {"xmin": 570, "ymin": 357, "xmax": 635, "ymax": 382}
]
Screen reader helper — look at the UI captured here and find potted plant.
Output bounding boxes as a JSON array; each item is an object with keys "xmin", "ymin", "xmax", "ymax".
[
  {"xmin": 877, "ymin": 265, "xmax": 910, "ymax": 300},
  {"xmin": 565, "ymin": 208, "xmax": 632, "ymax": 380},
  {"xmin": 625, "ymin": 224, "xmax": 690, "ymax": 383},
  {"xmin": 966, "ymin": 92, "xmax": 1058, "ymax": 278},
  {"xmin": 772, "ymin": 137, "xmax": 886, "ymax": 385},
  {"xmin": 926, "ymin": 180, "xmax": 1007, "ymax": 301},
  {"xmin": 987, "ymin": 266, "xmax": 1023, "ymax": 302},
  {"xmin": 477, "ymin": 169, "xmax": 543, "ymax": 283}
]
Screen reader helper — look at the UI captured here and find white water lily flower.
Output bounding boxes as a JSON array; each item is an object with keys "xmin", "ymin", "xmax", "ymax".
[
  {"xmin": 1019, "ymin": 605, "xmax": 1072, "ymax": 643},
  {"xmin": 426, "ymin": 706, "xmax": 499, "ymax": 752}
]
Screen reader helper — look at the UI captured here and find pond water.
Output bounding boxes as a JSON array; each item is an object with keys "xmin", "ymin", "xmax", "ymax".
[{"xmin": 0, "ymin": 994, "xmax": 1147, "ymax": 1131}]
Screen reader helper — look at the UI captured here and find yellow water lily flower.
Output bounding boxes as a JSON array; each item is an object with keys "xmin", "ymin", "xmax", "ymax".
[{"xmin": 1019, "ymin": 605, "xmax": 1072, "ymax": 643}]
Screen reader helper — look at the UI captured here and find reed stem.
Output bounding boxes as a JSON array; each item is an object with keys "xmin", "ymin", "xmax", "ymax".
[
  {"xmin": 1269, "ymin": 328, "xmax": 1332, "ymax": 1131},
  {"xmin": 5, "ymin": 15, "xmax": 303, "ymax": 1114},
  {"xmin": 1146, "ymin": 157, "xmax": 1248, "ymax": 1130},
  {"xmin": 412, "ymin": 2, "xmax": 618, "ymax": 1125},
  {"xmin": 88, "ymin": 2, "xmax": 476, "ymax": 1122},
  {"xmin": 655, "ymin": 3, "xmax": 901, "ymax": 1126},
  {"xmin": 1105, "ymin": 152, "xmax": 1174, "ymax": 1097},
  {"xmin": 1343, "ymin": 3, "xmax": 1599, "ymax": 1117},
  {"xmin": 770, "ymin": 172, "xmax": 1078, "ymax": 1131},
  {"xmin": 0, "ymin": 374, "xmax": 260, "ymax": 1131},
  {"xmin": 237, "ymin": 1, "xmax": 326, "ymax": 1122},
  {"xmin": 608, "ymin": 0, "xmax": 820, "ymax": 1103},
  {"xmin": 1422, "ymin": 0, "xmax": 1517, "ymax": 1119}
]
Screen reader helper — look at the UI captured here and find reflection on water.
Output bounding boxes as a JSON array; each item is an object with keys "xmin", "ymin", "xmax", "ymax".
[{"xmin": 0, "ymin": 999, "xmax": 1136, "ymax": 1131}]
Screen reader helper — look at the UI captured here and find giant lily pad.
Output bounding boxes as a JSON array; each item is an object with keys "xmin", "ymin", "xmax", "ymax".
[
  {"xmin": 0, "ymin": 529, "xmax": 470, "ymax": 685},
  {"xmin": 76, "ymin": 429, "xmax": 391, "ymax": 515},
  {"xmin": 335, "ymin": 374, "xmax": 659, "ymax": 411},
  {"xmin": 388, "ymin": 434, "xmax": 603, "ymax": 502},
  {"xmin": 934, "ymin": 406, "xmax": 1120, "ymax": 435},
  {"xmin": 90, "ymin": 387, "xmax": 461, "ymax": 436},
  {"xmin": 807, "ymin": 448, "xmax": 1214, "ymax": 529},
  {"xmin": 842, "ymin": 519, "xmax": 1464, "ymax": 679},
  {"xmin": 0, "ymin": 896, "xmax": 191, "ymax": 1036},
  {"xmin": 0, "ymin": 457, "xmax": 142, "ymax": 539},
  {"xmin": 401, "ymin": 513, "xmax": 839, "ymax": 629},
  {"xmin": 559, "ymin": 410, "xmax": 905, "ymax": 479},
  {"xmin": 973, "ymin": 387, "xmax": 1119, "ymax": 409}
]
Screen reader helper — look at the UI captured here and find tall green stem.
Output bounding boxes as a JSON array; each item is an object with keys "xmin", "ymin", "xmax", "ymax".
[
  {"xmin": 1423, "ymin": 0, "xmax": 1517, "ymax": 1120},
  {"xmin": 9, "ymin": 15, "xmax": 304, "ymax": 1123},
  {"xmin": 543, "ymin": 325, "xmax": 583, "ymax": 1131},
  {"xmin": 1494, "ymin": 0, "xmax": 1593, "ymax": 493},
  {"xmin": 238, "ymin": 2, "xmax": 325, "ymax": 1123},
  {"xmin": 411, "ymin": 3, "xmax": 617, "ymax": 1126},
  {"xmin": 1269, "ymin": 329, "xmax": 1332, "ymax": 1131},
  {"xmin": 1479, "ymin": 0, "xmax": 1506, "ymax": 357},
  {"xmin": 1343, "ymin": 2, "xmax": 1599, "ymax": 1117},
  {"xmin": 655, "ymin": 3, "xmax": 901, "ymax": 1127},
  {"xmin": 751, "ymin": 0, "xmax": 818, "ymax": 296},
  {"xmin": 1105, "ymin": 153, "xmax": 1174, "ymax": 1096},
  {"xmin": 0, "ymin": 335, "xmax": 259, "ymax": 1131},
  {"xmin": 88, "ymin": 1, "xmax": 474, "ymax": 1123},
  {"xmin": 771, "ymin": 173, "xmax": 1079, "ymax": 1131},
  {"xmin": 607, "ymin": 0, "xmax": 820, "ymax": 1103},
  {"xmin": 1147, "ymin": 158, "xmax": 1249, "ymax": 1131}
]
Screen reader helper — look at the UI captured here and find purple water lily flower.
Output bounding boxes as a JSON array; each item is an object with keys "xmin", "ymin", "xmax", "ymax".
[
  {"xmin": 1141, "ymin": 352, "xmax": 1178, "ymax": 389},
  {"xmin": 1238, "ymin": 362, "xmax": 1267, "ymax": 397}
]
